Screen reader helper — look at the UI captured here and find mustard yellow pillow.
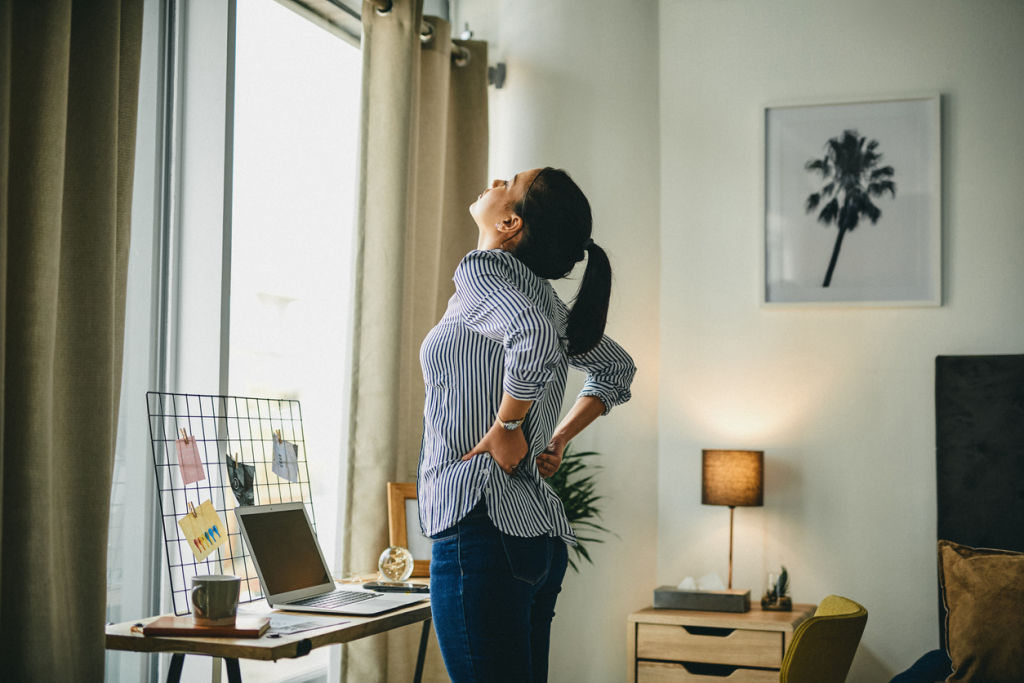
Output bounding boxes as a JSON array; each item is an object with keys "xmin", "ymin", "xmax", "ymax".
[{"xmin": 937, "ymin": 540, "xmax": 1024, "ymax": 682}]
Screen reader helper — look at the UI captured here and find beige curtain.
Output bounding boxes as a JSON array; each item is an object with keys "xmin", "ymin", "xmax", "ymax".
[
  {"xmin": 0, "ymin": 0, "xmax": 142, "ymax": 679},
  {"xmin": 341, "ymin": 0, "xmax": 488, "ymax": 680}
]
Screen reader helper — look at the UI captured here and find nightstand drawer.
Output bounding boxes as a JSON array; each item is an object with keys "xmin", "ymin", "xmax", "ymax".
[
  {"xmin": 637, "ymin": 661, "xmax": 778, "ymax": 683},
  {"xmin": 636, "ymin": 624, "xmax": 783, "ymax": 668}
]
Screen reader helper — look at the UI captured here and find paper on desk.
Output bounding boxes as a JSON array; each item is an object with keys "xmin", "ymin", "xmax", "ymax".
[{"xmin": 267, "ymin": 613, "xmax": 349, "ymax": 635}]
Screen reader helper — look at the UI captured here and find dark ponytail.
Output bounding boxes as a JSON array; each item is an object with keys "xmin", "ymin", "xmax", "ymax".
[
  {"xmin": 566, "ymin": 242, "xmax": 611, "ymax": 355},
  {"xmin": 511, "ymin": 168, "xmax": 612, "ymax": 356}
]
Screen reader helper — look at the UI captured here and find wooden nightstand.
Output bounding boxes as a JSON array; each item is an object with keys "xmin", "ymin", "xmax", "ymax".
[{"xmin": 627, "ymin": 603, "xmax": 815, "ymax": 682}]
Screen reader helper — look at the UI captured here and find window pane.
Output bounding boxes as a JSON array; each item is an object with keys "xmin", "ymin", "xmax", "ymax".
[{"xmin": 228, "ymin": 0, "xmax": 360, "ymax": 678}]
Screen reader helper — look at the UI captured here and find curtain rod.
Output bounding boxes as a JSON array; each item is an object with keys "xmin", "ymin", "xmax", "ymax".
[{"xmin": 359, "ymin": 0, "xmax": 471, "ymax": 65}]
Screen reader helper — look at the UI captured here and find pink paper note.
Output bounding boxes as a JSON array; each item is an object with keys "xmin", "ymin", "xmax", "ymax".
[{"xmin": 176, "ymin": 436, "xmax": 206, "ymax": 485}]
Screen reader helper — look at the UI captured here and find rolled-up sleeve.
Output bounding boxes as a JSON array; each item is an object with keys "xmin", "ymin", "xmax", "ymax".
[
  {"xmin": 568, "ymin": 335, "xmax": 636, "ymax": 415},
  {"xmin": 454, "ymin": 251, "xmax": 562, "ymax": 401}
]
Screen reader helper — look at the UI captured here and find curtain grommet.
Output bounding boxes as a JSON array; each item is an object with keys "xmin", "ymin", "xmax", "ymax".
[
  {"xmin": 420, "ymin": 22, "xmax": 434, "ymax": 45},
  {"xmin": 452, "ymin": 47, "xmax": 471, "ymax": 68}
]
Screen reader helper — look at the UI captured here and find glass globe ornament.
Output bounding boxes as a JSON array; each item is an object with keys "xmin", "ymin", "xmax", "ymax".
[{"xmin": 377, "ymin": 545, "xmax": 414, "ymax": 582}]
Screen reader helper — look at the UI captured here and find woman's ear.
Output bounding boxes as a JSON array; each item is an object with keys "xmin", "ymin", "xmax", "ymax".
[{"xmin": 497, "ymin": 213, "xmax": 522, "ymax": 235}]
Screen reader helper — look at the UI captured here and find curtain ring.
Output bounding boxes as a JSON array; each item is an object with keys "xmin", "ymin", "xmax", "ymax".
[
  {"xmin": 374, "ymin": 0, "xmax": 393, "ymax": 16},
  {"xmin": 452, "ymin": 46, "xmax": 471, "ymax": 67},
  {"xmin": 419, "ymin": 22, "xmax": 434, "ymax": 45}
]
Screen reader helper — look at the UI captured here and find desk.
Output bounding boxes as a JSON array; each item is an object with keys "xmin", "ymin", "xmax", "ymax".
[
  {"xmin": 627, "ymin": 603, "xmax": 815, "ymax": 682},
  {"xmin": 106, "ymin": 601, "xmax": 433, "ymax": 683}
]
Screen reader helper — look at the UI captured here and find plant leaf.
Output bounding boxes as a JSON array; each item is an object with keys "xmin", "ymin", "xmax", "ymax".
[{"xmin": 547, "ymin": 443, "xmax": 615, "ymax": 573}]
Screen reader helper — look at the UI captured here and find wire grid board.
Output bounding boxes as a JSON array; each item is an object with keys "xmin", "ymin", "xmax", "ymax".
[{"xmin": 146, "ymin": 391, "xmax": 317, "ymax": 615}]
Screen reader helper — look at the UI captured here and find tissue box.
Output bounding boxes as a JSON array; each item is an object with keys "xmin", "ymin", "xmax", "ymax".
[{"xmin": 653, "ymin": 586, "xmax": 751, "ymax": 612}]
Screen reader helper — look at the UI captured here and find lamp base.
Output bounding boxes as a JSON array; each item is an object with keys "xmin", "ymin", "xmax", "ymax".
[{"xmin": 653, "ymin": 587, "xmax": 751, "ymax": 613}]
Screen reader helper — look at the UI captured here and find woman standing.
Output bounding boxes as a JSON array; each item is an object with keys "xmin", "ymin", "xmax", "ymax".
[{"xmin": 417, "ymin": 167, "xmax": 635, "ymax": 682}]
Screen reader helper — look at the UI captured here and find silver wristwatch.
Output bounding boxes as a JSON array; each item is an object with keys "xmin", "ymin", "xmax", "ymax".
[{"xmin": 497, "ymin": 415, "xmax": 525, "ymax": 431}]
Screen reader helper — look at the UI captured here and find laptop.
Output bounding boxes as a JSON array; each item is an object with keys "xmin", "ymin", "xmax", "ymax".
[{"xmin": 234, "ymin": 502, "xmax": 426, "ymax": 615}]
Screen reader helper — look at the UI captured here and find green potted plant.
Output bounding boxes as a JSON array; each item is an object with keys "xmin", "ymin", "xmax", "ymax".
[{"xmin": 546, "ymin": 444, "xmax": 615, "ymax": 571}]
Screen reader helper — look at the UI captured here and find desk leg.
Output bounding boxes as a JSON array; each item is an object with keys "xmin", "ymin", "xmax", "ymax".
[
  {"xmin": 225, "ymin": 658, "xmax": 242, "ymax": 683},
  {"xmin": 164, "ymin": 654, "xmax": 242, "ymax": 683},
  {"xmin": 167, "ymin": 653, "xmax": 185, "ymax": 683},
  {"xmin": 413, "ymin": 618, "xmax": 431, "ymax": 683}
]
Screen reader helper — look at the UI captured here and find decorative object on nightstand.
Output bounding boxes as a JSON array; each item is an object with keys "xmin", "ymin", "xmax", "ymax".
[
  {"xmin": 702, "ymin": 449, "xmax": 764, "ymax": 589},
  {"xmin": 653, "ymin": 583, "xmax": 750, "ymax": 613},
  {"xmin": 762, "ymin": 566, "xmax": 793, "ymax": 611}
]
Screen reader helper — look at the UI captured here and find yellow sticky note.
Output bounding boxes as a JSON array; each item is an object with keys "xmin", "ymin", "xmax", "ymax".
[{"xmin": 178, "ymin": 500, "xmax": 227, "ymax": 561}]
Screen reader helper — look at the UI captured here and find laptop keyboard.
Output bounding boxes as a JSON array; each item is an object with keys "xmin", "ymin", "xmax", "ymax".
[{"xmin": 290, "ymin": 590, "xmax": 377, "ymax": 608}]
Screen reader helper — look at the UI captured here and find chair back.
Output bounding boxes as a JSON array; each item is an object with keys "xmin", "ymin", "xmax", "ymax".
[{"xmin": 779, "ymin": 595, "xmax": 867, "ymax": 683}]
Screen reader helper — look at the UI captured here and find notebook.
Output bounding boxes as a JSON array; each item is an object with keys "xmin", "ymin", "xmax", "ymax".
[
  {"xmin": 234, "ymin": 502, "xmax": 426, "ymax": 615},
  {"xmin": 143, "ymin": 615, "xmax": 270, "ymax": 638}
]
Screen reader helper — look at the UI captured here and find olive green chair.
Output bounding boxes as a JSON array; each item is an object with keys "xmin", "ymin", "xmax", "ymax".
[{"xmin": 779, "ymin": 595, "xmax": 867, "ymax": 683}]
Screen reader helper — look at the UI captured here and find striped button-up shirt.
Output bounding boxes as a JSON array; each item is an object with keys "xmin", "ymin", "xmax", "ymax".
[{"xmin": 417, "ymin": 249, "xmax": 636, "ymax": 544}]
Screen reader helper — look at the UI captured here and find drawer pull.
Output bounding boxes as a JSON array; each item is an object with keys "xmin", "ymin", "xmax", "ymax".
[
  {"xmin": 679, "ymin": 661, "xmax": 742, "ymax": 676},
  {"xmin": 681, "ymin": 626, "xmax": 735, "ymax": 637}
]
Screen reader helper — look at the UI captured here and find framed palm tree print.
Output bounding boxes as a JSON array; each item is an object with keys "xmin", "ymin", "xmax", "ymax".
[{"xmin": 762, "ymin": 95, "xmax": 941, "ymax": 306}]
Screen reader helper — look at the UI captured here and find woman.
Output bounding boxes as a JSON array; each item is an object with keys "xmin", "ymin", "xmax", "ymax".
[{"xmin": 417, "ymin": 167, "xmax": 636, "ymax": 682}]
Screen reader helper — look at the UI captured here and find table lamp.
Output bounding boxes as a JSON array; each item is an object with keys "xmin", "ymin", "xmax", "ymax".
[{"xmin": 702, "ymin": 449, "xmax": 764, "ymax": 590}]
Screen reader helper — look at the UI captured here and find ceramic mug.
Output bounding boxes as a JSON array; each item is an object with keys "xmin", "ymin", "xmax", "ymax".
[{"xmin": 191, "ymin": 574, "xmax": 240, "ymax": 626}]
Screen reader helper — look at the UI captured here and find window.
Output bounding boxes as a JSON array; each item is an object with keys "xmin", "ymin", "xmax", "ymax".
[
  {"xmin": 106, "ymin": 0, "xmax": 361, "ymax": 680},
  {"xmin": 229, "ymin": 0, "xmax": 360, "ymax": 568}
]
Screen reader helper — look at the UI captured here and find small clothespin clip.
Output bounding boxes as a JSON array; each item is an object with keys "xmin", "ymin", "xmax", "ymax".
[
  {"xmin": 187, "ymin": 501, "xmax": 198, "ymax": 518},
  {"xmin": 275, "ymin": 429, "xmax": 283, "ymax": 444},
  {"xmin": 180, "ymin": 427, "xmax": 190, "ymax": 444}
]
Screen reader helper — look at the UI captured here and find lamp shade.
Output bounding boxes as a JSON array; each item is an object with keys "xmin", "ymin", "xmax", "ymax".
[{"xmin": 702, "ymin": 449, "xmax": 764, "ymax": 507}]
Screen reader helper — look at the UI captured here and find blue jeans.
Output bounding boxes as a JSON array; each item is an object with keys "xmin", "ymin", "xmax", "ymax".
[{"xmin": 430, "ymin": 501, "xmax": 569, "ymax": 683}]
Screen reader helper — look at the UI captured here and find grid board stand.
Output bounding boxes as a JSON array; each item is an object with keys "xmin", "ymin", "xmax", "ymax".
[{"xmin": 146, "ymin": 391, "xmax": 317, "ymax": 615}]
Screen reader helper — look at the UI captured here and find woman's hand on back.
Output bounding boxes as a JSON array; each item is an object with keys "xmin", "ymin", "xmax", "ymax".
[
  {"xmin": 462, "ymin": 423, "xmax": 528, "ymax": 475},
  {"xmin": 537, "ymin": 435, "xmax": 565, "ymax": 478}
]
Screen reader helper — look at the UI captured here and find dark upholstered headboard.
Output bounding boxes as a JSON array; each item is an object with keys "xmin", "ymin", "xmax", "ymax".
[{"xmin": 935, "ymin": 354, "xmax": 1024, "ymax": 643}]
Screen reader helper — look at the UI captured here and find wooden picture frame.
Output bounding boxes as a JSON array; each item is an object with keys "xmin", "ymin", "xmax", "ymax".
[{"xmin": 386, "ymin": 482, "xmax": 430, "ymax": 577}]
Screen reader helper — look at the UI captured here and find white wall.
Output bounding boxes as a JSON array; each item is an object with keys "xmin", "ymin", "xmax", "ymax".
[
  {"xmin": 454, "ymin": 1, "xmax": 662, "ymax": 681},
  {"xmin": 455, "ymin": 1, "xmax": 1024, "ymax": 680},
  {"xmin": 658, "ymin": 0, "xmax": 1024, "ymax": 679}
]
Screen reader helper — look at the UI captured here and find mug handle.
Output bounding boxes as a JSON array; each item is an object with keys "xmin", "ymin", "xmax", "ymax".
[{"xmin": 191, "ymin": 584, "xmax": 207, "ymax": 616}]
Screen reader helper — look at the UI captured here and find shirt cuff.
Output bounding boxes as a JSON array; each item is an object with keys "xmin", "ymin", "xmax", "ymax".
[{"xmin": 578, "ymin": 388, "xmax": 627, "ymax": 416}]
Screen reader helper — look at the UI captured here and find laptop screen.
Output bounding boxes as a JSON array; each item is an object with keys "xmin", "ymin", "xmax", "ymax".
[{"xmin": 239, "ymin": 507, "xmax": 331, "ymax": 596}]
